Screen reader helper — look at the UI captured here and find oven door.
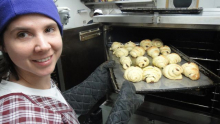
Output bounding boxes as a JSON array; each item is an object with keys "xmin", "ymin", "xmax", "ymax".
[{"xmin": 57, "ymin": 23, "xmax": 106, "ymax": 91}]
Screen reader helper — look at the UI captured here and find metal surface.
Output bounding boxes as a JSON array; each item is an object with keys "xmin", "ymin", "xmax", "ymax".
[
  {"xmin": 103, "ymin": 93, "xmax": 220, "ymax": 124},
  {"xmin": 85, "ymin": 0, "xmax": 154, "ymax": 5},
  {"xmin": 99, "ymin": 11, "xmax": 220, "ymax": 121},
  {"xmin": 94, "ymin": 14, "xmax": 153, "ymax": 24},
  {"xmin": 137, "ymin": 100, "xmax": 220, "ymax": 124},
  {"xmin": 102, "ymin": 23, "xmax": 220, "ymax": 30},
  {"xmin": 121, "ymin": 7, "xmax": 203, "ymax": 14},
  {"xmin": 93, "ymin": 8, "xmax": 220, "ymax": 25},
  {"xmin": 79, "ymin": 28, "xmax": 101, "ymax": 41},
  {"xmin": 108, "ymin": 45, "xmax": 220, "ymax": 93}
]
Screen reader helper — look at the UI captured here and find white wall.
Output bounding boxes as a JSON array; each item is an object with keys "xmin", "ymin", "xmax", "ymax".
[
  {"xmin": 199, "ymin": 0, "xmax": 220, "ymax": 8},
  {"xmin": 56, "ymin": 0, "xmax": 92, "ymax": 29}
]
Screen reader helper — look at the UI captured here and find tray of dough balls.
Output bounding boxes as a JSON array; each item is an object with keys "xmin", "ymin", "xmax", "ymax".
[{"xmin": 108, "ymin": 38, "xmax": 217, "ymax": 93}]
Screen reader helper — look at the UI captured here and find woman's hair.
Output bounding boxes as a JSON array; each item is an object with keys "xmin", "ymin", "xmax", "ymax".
[{"xmin": 0, "ymin": 29, "xmax": 19, "ymax": 81}]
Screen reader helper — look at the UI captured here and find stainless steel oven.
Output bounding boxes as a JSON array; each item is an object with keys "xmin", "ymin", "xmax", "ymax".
[{"xmin": 57, "ymin": 8, "xmax": 220, "ymax": 124}]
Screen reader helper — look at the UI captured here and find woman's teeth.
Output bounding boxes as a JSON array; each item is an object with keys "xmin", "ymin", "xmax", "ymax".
[{"xmin": 36, "ymin": 56, "xmax": 51, "ymax": 62}]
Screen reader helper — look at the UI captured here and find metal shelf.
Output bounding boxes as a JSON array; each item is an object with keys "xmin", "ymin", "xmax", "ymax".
[
  {"xmin": 85, "ymin": 0, "xmax": 154, "ymax": 5},
  {"xmin": 93, "ymin": 8, "xmax": 220, "ymax": 27}
]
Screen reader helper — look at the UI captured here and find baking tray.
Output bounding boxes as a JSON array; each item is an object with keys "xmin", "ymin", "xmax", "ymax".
[{"xmin": 107, "ymin": 45, "xmax": 220, "ymax": 93}]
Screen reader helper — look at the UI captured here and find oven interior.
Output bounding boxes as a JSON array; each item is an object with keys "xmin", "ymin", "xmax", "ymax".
[{"xmin": 106, "ymin": 26, "xmax": 220, "ymax": 117}]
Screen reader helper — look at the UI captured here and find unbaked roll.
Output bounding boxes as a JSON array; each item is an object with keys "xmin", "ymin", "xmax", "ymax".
[
  {"xmin": 152, "ymin": 55, "xmax": 169, "ymax": 68},
  {"xmin": 152, "ymin": 38, "xmax": 163, "ymax": 47},
  {"xmin": 136, "ymin": 56, "xmax": 149, "ymax": 68},
  {"xmin": 163, "ymin": 64, "xmax": 183, "ymax": 80},
  {"xmin": 142, "ymin": 66, "xmax": 162, "ymax": 83},
  {"xmin": 124, "ymin": 66, "xmax": 143, "ymax": 82},
  {"xmin": 182, "ymin": 62, "xmax": 200, "ymax": 80},
  {"xmin": 166, "ymin": 53, "xmax": 181, "ymax": 64},
  {"xmin": 140, "ymin": 39, "xmax": 152, "ymax": 50},
  {"xmin": 110, "ymin": 42, "xmax": 124, "ymax": 51},
  {"xmin": 160, "ymin": 45, "xmax": 171, "ymax": 55},
  {"xmin": 147, "ymin": 46, "xmax": 160, "ymax": 58},
  {"xmin": 124, "ymin": 41, "xmax": 136, "ymax": 51},
  {"xmin": 120, "ymin": 56, "xmax": 132, "ymax": 70},
  {"xmin": 130, "ymin": 46, "xmax": 145, "ymax": 58},
  {"xmin": 113, "ymin": 48, "xmax": 128, "ymax": 58}
]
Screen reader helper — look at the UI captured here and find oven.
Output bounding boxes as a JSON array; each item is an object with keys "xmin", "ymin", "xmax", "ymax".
[
  {"xmin": 57, "ymin": 8, "xmax": 220, "ymax": 124},
  {"xmin": 103, "ymin": 26, "xmax": 220, "ymax": 124}
]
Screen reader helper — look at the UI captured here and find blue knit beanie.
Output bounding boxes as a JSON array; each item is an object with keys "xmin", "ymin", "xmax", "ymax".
[{"xmin": 0, "ymin": 0, "xmax": 63, "ymax": 35}]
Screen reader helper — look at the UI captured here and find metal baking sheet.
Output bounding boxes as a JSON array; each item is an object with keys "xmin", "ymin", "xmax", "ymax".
[{"xmin": 108, "ymin": 46, "xmax": 218, "ymax": 93}]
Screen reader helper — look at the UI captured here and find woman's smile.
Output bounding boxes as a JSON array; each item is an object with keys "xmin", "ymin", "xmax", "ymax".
[{"xmin": 33, "ymin": 55, "xmax": 52, "ymax": 63}]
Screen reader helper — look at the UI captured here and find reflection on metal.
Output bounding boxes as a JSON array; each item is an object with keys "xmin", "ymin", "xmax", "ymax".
[
  {"xmin": 190, "ymin": 57, "xmax": 220, "ymax": 62},
  {"xmin": 79, "ymin": 28, "xmax": 101, "ymax": 41},
  {"xmin": 85, "ymin": 0, "xmax": 154, "ymax": 5},
  {"xmin": 153, "ymin": 12, "xmax": 159, "ymax": 24},
  {"xmin": 93, "ymin": 14, "xmax": 153, "ymax": 24}
]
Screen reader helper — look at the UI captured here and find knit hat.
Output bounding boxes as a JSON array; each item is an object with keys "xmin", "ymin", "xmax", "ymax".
[{"xmin": 0, "ymin": 0, "xmax": 63, "ymax": 35}]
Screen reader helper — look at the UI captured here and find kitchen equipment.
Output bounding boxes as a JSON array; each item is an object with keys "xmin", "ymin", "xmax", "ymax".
[{"xmin": 57, "ymin": 8, "xmax": 220, "ymax": 123}]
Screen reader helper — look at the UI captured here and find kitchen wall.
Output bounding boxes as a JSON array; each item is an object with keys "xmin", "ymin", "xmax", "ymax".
[
  {"xmin": 56, "ymin": 0, "xmax": 220, "ymax": 29},
  {"xmin": 199, "ymin": 0, "xmax": 220, "ymax": 8},
  {"xmin": 56, "ymin": 0, "xmax": 92, "ymax": 29}
]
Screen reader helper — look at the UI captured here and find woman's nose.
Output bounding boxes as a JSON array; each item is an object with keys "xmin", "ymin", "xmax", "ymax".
[{"xmin": 34, "ymin": 35, "xmax": 51, "ymax": 52}]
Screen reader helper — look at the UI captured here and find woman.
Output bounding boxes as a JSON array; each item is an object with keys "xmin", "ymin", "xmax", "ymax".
[{"xmin": 0, "ymin": 0, "xmax": 144, "ymax": 123}]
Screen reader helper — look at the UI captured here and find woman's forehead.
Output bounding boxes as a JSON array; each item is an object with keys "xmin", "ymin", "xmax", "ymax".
[{"xmin": 6, "ymin": 14, "xmax": 57, "ymax": 31}]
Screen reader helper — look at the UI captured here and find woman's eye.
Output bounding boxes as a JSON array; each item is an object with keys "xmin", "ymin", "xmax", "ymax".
[
  {"xmin": 45, "ymin": 28, "xmax": 55, "ymax": 33},
  {"xmin": 17, "ymin": 32, "xmax": 30, "ymax": 38}
]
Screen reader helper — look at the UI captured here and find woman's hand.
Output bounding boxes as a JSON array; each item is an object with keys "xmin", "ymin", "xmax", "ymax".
[
  {"xmin": 106, "ymin": 80, "xmax": 145, "ymax": 124},
  {"xmin": 62, "ymin": 60, "xmax": 115, "ymax": 115}
]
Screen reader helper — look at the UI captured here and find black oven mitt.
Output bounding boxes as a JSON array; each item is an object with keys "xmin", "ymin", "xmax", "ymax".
[
  {"xmin": 62, "ymin": 60, "xmax": 115, "ymax": 115},
  {"xmin": 106, "ymin": 80, "xmax": 145, "ymax": 124}
]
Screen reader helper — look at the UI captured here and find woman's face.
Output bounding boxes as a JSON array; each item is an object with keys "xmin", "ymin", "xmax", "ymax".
[{"xmin": 3, "ymin": 14, "xmax": 62, "ymax": 78}]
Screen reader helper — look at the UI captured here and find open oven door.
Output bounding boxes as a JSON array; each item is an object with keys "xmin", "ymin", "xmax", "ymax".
[{"xmin": 56, "ymin": 23, "xmax": 105, "ymax": 91}]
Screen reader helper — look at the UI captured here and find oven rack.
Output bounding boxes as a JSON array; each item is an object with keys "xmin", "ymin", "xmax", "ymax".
[
  {"xmin": 211, "ymin": 85, "xmax": 220, "ymax": 114},
  {"xmin": 170, "ymin": 45, "xmax": 220, "ymax": 82},
  {"xmin": 167, "ymin": 40, "xmax": 220, "ymax": 75}
]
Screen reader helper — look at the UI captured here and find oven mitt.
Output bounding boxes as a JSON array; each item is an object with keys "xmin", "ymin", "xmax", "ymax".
[
  {"xmin": 62, "ymin": 60, "xmax": 115, "ymax": 115},
  {"xmin": 106, "ymin": 80, "xmax": 145, "ymax": 124}
]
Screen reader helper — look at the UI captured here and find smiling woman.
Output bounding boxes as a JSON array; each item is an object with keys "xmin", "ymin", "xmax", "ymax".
[
  {"xmin": 4, "ymin": 14, "xmax": 62, "ymax": 83},
  {"xmin": 0, "ymin": 0, "xmax": 79, "ymax": 123}
]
